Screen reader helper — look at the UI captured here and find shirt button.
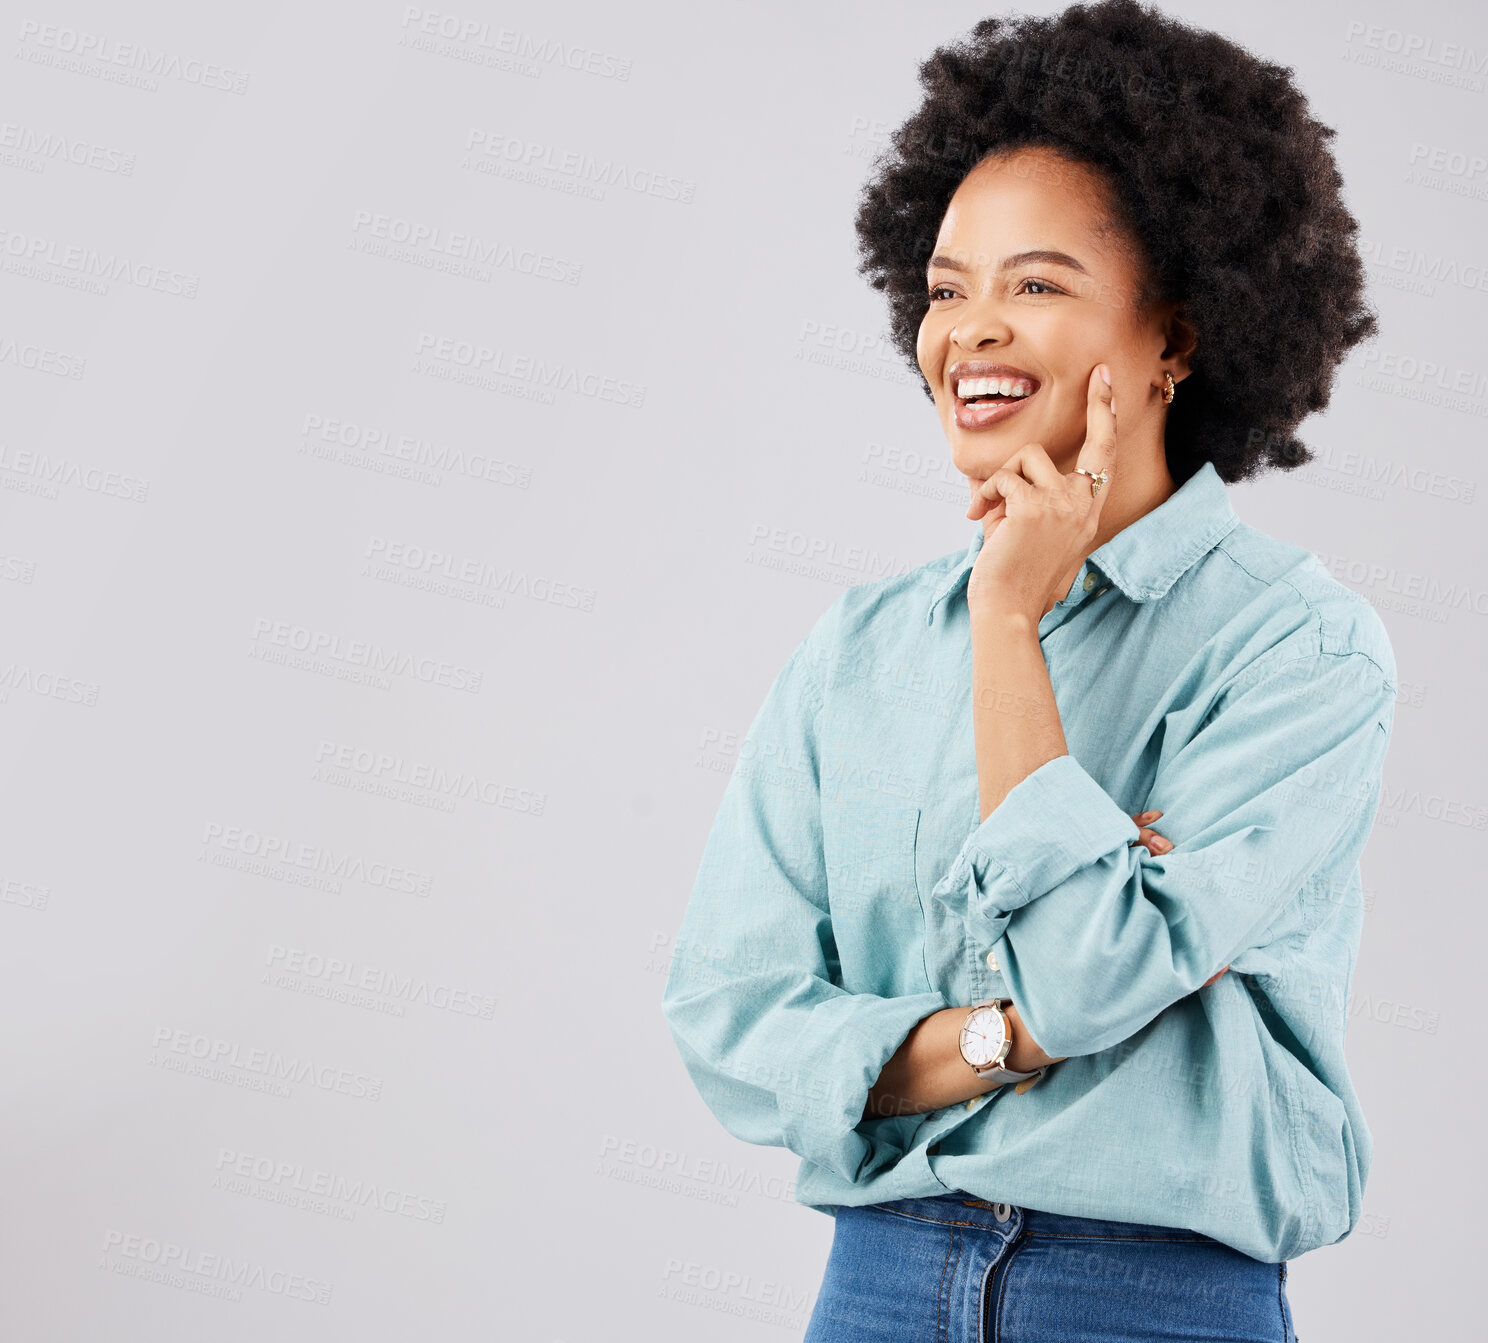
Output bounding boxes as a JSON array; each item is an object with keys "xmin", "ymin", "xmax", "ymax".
[
  {"xmin": 927, "ymin": 1142, "xmax": 941, "ymax": 1155},
  {"xmin": 1083, "ymin": 572, "xmax": 1098, "ymax": 591},
  {"xmin": 985, "ymin": 949, "xmax": 1000, "ymax": 972}
]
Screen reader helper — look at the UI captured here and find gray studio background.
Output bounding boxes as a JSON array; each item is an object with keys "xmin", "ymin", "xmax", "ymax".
[{"xmin": 0, "ymin": 1, "xmax": 1479, "ymax": 1338}]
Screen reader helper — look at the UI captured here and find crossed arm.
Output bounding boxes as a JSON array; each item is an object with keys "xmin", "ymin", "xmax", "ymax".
[
  {"xmin": 866, "ymin": 582, "xmax": 1391, "ymax": 1124},
  {"xmin": 862, "ymin": 807, "xmax": 1222, "ymax": 1119},
  {"xmin": 860, "ymin": 596, "xmax": 1259, "ymax": 1120},
  {"xmin": 662, "ymin": 591, "xmax": 1392, "ymax": 1185}
]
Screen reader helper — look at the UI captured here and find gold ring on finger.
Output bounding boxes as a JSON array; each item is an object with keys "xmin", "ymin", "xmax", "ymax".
[{"xmin": 1074, "ymin": 467, "xmax": 1108, "ymax": 498}]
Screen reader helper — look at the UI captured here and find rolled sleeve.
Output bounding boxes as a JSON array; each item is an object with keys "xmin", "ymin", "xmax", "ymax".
[
  {"xmin": 928, "ymin": 642, "xmax": 1395, "ymax": 1063},
  {"xmin": 661, "ymin": 612, "xmax": 948, "ymax": 1184},
  {"xmin": 960, "ymin": 754, "xmax": 1141, "ymax": 915},
  {"xmin": 777, "ymin": 989, "xmax": 955, "ymax": 1177}
]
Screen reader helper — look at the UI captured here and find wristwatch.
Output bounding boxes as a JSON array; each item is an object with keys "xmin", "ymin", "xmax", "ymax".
[{"xmin": 959, "ymin": 998, "xmax": 1046, "ymax": 1087}]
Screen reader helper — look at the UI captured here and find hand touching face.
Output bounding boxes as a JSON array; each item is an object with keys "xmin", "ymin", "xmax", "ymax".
[{"xmin": 962, "ymin": 363, "xmax": 1118, "ymax": 620}]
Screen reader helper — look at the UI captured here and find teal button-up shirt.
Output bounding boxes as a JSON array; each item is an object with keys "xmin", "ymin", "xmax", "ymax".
[{"xmin": 661, "ymin": 460, "xmax": 1396, "ymax": 1263}]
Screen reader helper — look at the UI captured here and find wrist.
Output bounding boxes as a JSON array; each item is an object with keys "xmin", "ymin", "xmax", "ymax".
[
  {"xmin": 955, "ymin": 999, "xmax": 1056, "ymax": 1089},
  {"xmin": 1003, "ymin": 1003, "xmax": 1062, "ymax": 1073},
  {"xmin": 967, "ymin": 589, "xmax": 1041, "ymax": 630}
]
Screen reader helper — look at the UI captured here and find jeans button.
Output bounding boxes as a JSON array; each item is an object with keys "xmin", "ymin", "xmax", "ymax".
[{"xmin": 993, "ymin": 1202, "xmax": 1012, "ymax": 1222}]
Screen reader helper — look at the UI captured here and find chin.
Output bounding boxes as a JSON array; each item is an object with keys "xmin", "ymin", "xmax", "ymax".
[
  {"xmin": 944, "ymin": 415, "xmax": 1079, "ymax": 473},
  {"xmin": 944, "ymin": 419, "xmax": 1032, "ymax": 471}
]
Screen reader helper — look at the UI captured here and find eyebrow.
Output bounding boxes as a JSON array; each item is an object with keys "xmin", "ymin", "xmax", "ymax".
[{"xmin": 927, "ymin": 248, "xmax": 1090, "ymax": 276}]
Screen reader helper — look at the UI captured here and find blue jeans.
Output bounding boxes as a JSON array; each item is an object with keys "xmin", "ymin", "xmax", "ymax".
[{"xmin": 803, "ymin": 1193, "xmax": 1297, "ymax": 1342}]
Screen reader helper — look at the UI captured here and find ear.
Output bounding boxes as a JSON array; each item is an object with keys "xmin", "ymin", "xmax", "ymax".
[{"xmin": 1160, "ymin": 303, "xmax": 1198, "ymax": 381}]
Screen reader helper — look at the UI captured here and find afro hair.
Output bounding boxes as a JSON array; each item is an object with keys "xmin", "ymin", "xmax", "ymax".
[{"xmin": 854, "ymin": 0, "xmax": 1376, "ymax": 485}]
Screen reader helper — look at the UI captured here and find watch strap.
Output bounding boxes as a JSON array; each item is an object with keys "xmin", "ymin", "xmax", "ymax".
[{"xmin": 972, "ymin": 1061, "xmax": 1045, "ymax": 1083}]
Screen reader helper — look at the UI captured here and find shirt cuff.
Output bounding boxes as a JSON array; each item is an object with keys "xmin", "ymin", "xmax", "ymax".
[
  {"xmin": 777, "ymin": 989, "xmax": 949, "ymax": 1184},
  {"xmin": 956, "ymin": 753, "xmax": 1139, "ymax": 917}
]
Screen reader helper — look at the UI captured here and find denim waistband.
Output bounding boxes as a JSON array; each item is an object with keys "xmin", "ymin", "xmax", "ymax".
[{"xmin": 869, "ymin": 1191, "xmax": 1214, "ymax": 1242}]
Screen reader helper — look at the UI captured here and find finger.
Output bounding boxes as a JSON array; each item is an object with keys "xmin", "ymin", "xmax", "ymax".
[
  {"xmin": 970, "ymin": 446, "xmax": 1027, "ymax": 504},
  {"xmin": 1202, "ymin": 965, "xmax": 1231, "ymax": 988},
  {"xmin": 979, "ymin": 465, "xmax": 1031, "ymax": 515},
  {"xmin": 1074, "ymin": 364, "xmax": 1118, "ymax": 488},
  {"xmin": 1012, "ymin": 442, "xmax": 1061, "ymax": 491},
  {"xmin": 1130, "ymin": 826, "xmax": 1172, "ymax": 855},
  {"xmin": 972, "ymin": 497, "xmax": 1007, "ymax": 531},
  {"xmin": 1009, "ymin": 443, "xmax": 1068, "ymax": 518},
  {"xmin": 1131, "ymin": 810, "xmax": 1163, "ymax": 824},
  {"xmin": 983, "ymin": 447, "xmax": 1062, "ymax": 504},
  {"xmin": 966, "ymin": 475, "xmax": 1003, "ymax": 521}
]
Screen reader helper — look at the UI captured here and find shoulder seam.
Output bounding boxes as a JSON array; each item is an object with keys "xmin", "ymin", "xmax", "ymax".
[
  {"xmin": 1314, "ymin": 643, "xmax": 1396, "ymax": 691},
  {"xmin": 1209, "ymin": 534, "xmax": 1274, "ymax": 589},
  {"xmin": 1220, "ymin": 640, "xmax": 1395, "ymax": 718},
  {"xmin": 1211, "ymin": 536, "xmax": 1395, "ymax": 688}
]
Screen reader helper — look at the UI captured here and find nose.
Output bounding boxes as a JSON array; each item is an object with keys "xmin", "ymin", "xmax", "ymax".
[{"xmin": 949, "ymin": 291, "xmax": 1014, "ymax": 352}]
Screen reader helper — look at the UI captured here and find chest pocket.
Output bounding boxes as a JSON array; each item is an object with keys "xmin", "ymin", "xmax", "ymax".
[{"xmin": 821, "ymin": 801, "xmax": 931, "ymax": 997}]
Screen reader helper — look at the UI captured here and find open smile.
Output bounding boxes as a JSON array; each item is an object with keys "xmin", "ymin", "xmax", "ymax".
[{"xmin": 948, "ymin": 360, "xmax": 1041, "ymax": 431}]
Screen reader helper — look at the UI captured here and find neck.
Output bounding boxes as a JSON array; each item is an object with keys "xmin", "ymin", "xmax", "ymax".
[{"xmin": 1093, "ymin": 444, "xmax": 1178, "ymax": 549}]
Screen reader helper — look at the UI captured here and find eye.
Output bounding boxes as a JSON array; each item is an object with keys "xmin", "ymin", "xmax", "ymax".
[
  {"xmin": 1018, "ymin": 277, "xmax": 1063, "ymax": 296},
  {"xmin": 927, "ymin": 284, "xmax": 958, "ymax": 302}
]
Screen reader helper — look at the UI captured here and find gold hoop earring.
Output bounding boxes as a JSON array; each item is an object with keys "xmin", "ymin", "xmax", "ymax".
[{"xmin": 1162, "ymin": 372, "xmax": 1176, "ymax": 404}]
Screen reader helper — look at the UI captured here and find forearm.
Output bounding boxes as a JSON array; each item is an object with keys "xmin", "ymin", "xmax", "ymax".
[
  {"xmin": 860, "ymin": 615, "xmax": 1067, "ymax": 1124},
  {"xmin": 969, "ymin": 605, "xmax": 1068, "ymax": 821},
  {"xmin": 862, "ymin": 1002, "xmax": 1059, "ymax": 1120}
]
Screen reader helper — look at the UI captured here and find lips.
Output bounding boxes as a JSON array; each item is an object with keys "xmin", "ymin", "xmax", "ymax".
[{"xmin": 947, "ymin": 360, "xmax": 1042, "ymax": 431}]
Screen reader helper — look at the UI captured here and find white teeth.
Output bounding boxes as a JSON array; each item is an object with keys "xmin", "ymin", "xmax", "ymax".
[{"xmin": 955, "ymin": 376, "xmax": 1035, "ymax": 399}]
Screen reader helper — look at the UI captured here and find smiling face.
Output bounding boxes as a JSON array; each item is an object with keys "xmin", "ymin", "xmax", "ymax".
[{"xmin": 917, "ymin": 146, "xmax": 1184, "ymax": 482}]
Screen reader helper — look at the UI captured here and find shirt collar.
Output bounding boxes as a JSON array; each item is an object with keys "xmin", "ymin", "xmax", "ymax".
[{"xmin": 925, "ymin": 459, "xmax": 1240, "ymax": 626}]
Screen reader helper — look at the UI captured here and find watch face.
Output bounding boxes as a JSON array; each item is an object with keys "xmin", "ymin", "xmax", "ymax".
[{"xmin": 960, "ymin": 1007, "xmax": 1007, "ymax": 1068}]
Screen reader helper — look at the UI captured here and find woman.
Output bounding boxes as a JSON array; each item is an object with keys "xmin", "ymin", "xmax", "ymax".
[{"xmin": 662, "ymin": 3, "xmax": 1394, "ymax": 1339}]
